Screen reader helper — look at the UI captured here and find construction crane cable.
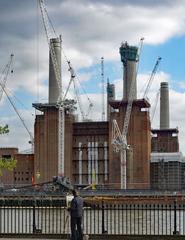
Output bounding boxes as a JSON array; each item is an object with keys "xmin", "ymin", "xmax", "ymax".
[
  {"xmin": 143, "ymin": 57, "xmax": 162, "ymax": 99},
  {"xmin": 0, "ymin": 54, "xmax": 14, "ymax": 102},
  {"xmin": 101, "ymin": 57, "xmax": 105, "ymax": 121},
  {"xmin": 0, "ymin": 84, "xmax": 34, "ymax": 145},
  {"xmin": 3, "ymin": 87, "xmax": 34, "ymax": 117},
  {"xmin": 62, "ymin": 48, "xmax": 93, "ymax": 118},
  {"xmin": 151, "ymin": 89, "xmax": 160, "ymax": 122},
  {"xmin": 39, "ymin": 0, "xmax": 62, "ymax": 98},
  {"xmin": 136, "ymin": 37, "xmax": 144, "ymax": 77}
]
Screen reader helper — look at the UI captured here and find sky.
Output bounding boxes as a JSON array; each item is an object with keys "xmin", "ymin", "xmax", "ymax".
[{"xmin": 0, "ymin": 0, "xmax": 185, "ymax": 154}]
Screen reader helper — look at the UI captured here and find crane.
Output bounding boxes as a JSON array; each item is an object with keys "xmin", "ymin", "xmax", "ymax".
[
  {"xmin": 0, "ymin": 56, "xmax": 34, "ymax": 150},
  {"xmin": 101, "ymin": 57, "xmax": 105, "ymax": 121},
  {"xmin": 39, "ymin": 0, "xmax": 91, "ymax": 176},
  {"xmin": 112, "ymin": 38, "xmax": 144, "ymax": 189},
  {"xmin": 39, "ymin": 0, "xmax": 94, "ymax": 172},
  {"xmin": 143, "ymin": 57, "xmax": 162, "ymax": 99},
  {"xmin": 151, "ymin": 89, "xmax": 160, "ymax": 123},
  {"xmin": 0, "ymin": 85, "xmax": 34, "ymax": 150},
  {"xmin": 38, "ymin": 0, "xmax": 64, "ymax": 176},
  {"xmin": 0, "ymin": 54, "xmax": 14, "ymax": 103}
]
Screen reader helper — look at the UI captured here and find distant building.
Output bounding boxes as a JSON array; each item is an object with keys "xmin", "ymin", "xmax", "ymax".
[
  {"xmin": 150, "ymin": 152, "xmax": 185, "ymax": 191},
  {"xmin": 0, "ymin": 148, "xmax": 34, "ymax": 187},
  {"xmin": 150, "ymin": 82, "xmax": 183, "ymax": 191}
]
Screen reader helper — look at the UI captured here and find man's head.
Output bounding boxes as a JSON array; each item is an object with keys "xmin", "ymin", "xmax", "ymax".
[{"xmin": 72, "ymin": 189, "xmax": 78, "ymax": 197}]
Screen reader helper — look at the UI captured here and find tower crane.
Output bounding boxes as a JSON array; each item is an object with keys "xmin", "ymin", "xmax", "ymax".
[
  {"xmin": 151, "ymin": 89, "xmax": 160, "ymax": 123},
  {"xmin": 0, "ymin": 54, "xmax": 14, "ymax": 103},
  {"xmin": 101, "ymin": 57, "xmax": 105, "ymax": 121},
  {"xmin": 38, "ymin": 0, "xmax": 93, "ymax": 177},
  {"xmin": 0, "ymin": 55, "xmax": 34, "ymax": 150},
  {"xmin": 112, "ymin": 38, "xmax": 144, "ymax": 189},
  {"xmin": 143, "ymin": 57, "xmax": 162, "ymax": 99},
  {"xmin": 39, "ymin": 0, "xmax": 64, "ymax": 175}
]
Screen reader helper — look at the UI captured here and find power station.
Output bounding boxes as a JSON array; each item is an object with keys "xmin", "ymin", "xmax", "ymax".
[{"xmin": 1, "ymin": 38, "xmax": 184, "ymax": 191}]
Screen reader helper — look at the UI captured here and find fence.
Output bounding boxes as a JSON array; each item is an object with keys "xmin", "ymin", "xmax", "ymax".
[{"xmin": 0, "ymin": 198, "xmax": 184, "ymax": 235}]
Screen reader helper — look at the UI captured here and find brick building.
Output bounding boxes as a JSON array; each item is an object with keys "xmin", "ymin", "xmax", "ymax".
[
  {"xmin": 0, "ymin": 148, "xmax": 34, "ymax": 187},
  {"xmin": 32, "ymin": 41, "xmax": 151, "ymax": 189}
]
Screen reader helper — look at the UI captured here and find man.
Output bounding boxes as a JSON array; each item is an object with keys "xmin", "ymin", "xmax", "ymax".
[{"xmin": 69, "ymin": 189, "xmax": 83, "ymax": 240}]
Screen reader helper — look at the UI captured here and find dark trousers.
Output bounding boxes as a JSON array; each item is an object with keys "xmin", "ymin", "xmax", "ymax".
[{"xmin": 71, "ymin": 216, "xmax": 83, "ymax": 240}]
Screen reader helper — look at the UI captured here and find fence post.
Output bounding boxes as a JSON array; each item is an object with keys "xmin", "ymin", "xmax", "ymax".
[
  {"xmin": 102, "ymin": 200, "xmax": 105, "ymax": 234},
  {"xmin": 173, "ymin": 199, "xmax": 179, "ymax": 235},
  {"xmin": 32, "ymin": 199, "xmax": 36, "ymax": 233}
]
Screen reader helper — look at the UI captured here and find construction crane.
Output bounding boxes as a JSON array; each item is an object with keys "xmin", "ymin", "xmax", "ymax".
[
  {"xmin": 39, "ymin": 0, "xmax": 91, "ymax": 177},
  {"xmin": 112, "ymin": 38, "xmax": 144, "ymax": 189},
  {"xmin": 143, "ymin": 57, "xmax": 162, "ymax": 99},
  {"xmin": 0, "ymin": 56, "xmax": 34, "ymax": 150},
  {"xmin": 38, "ymin": 0, "xmax": 64, "ymax": 176},
  {"xmin": 0, "ymin": 54, "xmax": 14, "ymax": 102},
  {"xmin": 0, "ymin": 86, "xmax": 34, "ymax": 150},
  {"xmin": 0, "ymin": 54, "xmax": 33, "ymax": 149},
  {"xmin": 151, "ymin": 89, "xmax": 160, "ymax": 123},
  {"xmin": 39, "ymin": 0, "xmax": 92, "ymax": 175},
  {"xmin": 101, "ymin": 57, "xmax": 105, "ymax": 121}
]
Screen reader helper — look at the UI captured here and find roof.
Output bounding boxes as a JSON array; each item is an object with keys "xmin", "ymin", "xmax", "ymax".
[
  {"xmin": 109, "ymin": 99, "xmax": 150, "ymax": 109},
  {"xmin": 151, "ymin": 152, "xmax": 184, "ymax": 163},
  {"xmin": 152, "ymin": 128, "xmax": 179, "ymax": 134},
  {"xmin": 32, "ymin": 103, "xmax": 58, "ymax": 112}
]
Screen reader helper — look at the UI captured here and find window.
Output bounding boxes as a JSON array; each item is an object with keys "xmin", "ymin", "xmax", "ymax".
[{"xmin": 2, "ymin": 155, "xmax": 11, "ymax": 160}]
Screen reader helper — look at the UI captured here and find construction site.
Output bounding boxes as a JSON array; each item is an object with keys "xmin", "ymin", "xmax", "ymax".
[{"xmin": 0, "ymin": 1, "xmax": 185, "ymax": 193}]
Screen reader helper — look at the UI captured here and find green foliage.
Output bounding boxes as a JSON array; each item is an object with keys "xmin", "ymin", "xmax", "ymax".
[
  {"xmin": 0, "ymin": 158, "xmax": 17, "ymax": 176},
  {"xmin": 0, "ymin": 124, "xmax": 9, "ymax": 135},
  {"xmin": 0, "ymin": 124, "xmax": 16, "ymax": 176}
]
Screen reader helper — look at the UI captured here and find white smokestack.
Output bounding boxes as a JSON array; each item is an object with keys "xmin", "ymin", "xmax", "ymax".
[
  {"xmin": 49, "ymin": 37, "xmax": 61, "ymax": 104},
  {"xmin": 160, "ymin": 82, "xmax": 169, "ymax": 129}
]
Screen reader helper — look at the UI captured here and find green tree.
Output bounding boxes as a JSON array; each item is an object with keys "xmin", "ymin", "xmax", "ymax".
[
  {"xmin": 0, "ymin": 124, "xmax": 9, "ymax": 134},
  {"xmin": 0, "ymin": 124, "xmax": 17, "ymax": 176}
]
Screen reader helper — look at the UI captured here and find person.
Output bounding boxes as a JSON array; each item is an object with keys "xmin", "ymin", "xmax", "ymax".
[{"xmin": 69, "ymin": 189, "xmax": 83, "ymax": 240}]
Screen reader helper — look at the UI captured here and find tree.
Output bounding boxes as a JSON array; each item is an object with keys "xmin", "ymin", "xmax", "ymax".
[
  {"xmin": 0, "ymin": 124, "xmax": 17, "ymax": 176},
  {"xmin": 0, "ymin": 124, "xmax": 9, "ymax": 134}
]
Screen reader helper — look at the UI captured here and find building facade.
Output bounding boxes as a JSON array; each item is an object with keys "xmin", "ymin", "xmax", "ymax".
[{"xmin": 0, "ymin": 148, "xmax": 34, "ymax": 187}]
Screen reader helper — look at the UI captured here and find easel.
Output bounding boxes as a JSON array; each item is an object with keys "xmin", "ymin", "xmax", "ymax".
[{"xmin": 65, "ymin": 194, "xmax": 74, "ymax": 239}]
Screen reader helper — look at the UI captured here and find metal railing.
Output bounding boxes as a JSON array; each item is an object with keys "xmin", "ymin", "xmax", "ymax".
[{"xmin": 0, "ymin": 198, "xmax": 184, "ymax": 235}]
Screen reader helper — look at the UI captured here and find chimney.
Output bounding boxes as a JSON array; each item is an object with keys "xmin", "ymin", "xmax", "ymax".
[
  {"xmin": 107, "ymin": 79, "xmax": 115, "ymax": 120},
  {"xmin": 119, "ymin": 42, "xmax": 138, "ymax": 100},
  {"xmin": 49, "ymin": 37, "xmax": 61, "ymax": 104},
  {"xmin": 160, "ymin": 82, "xmax": 169, "ymax": 129}
]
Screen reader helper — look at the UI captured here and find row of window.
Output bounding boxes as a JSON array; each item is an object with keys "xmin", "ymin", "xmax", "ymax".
[
  {"xmin": 14, "ymin": 171, "xmax": 32, "ymax": 175},
  {"xmin": 14, "ymin": 177, "xmax": 30, "ymax": 181}
]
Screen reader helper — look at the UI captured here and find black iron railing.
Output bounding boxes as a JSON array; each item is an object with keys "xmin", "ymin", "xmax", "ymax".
[{"xmin": 0, "ymin": 198, "xmax": 184, "ymax": 235}]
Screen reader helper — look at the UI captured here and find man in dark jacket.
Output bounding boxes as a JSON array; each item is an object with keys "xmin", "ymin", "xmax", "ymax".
[{"xmin": 69, "ymin": 189, "xmax": 83, "ymax": 240}]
